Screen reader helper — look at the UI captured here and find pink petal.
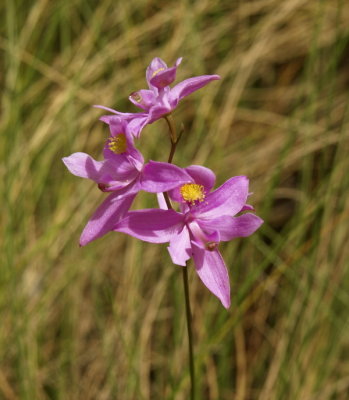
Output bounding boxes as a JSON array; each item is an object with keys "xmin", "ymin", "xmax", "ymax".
[
  {"xmin": 129, "ymin": 89, "xmax": 156, "ymax": 111},
  {"xmin": 150, "ymin": 66, "xmax": 177, "ymax": 89},
  {"xmin": 80, "ymin": 190, "xmax": 137, "ymax": 246},
  {"xmin": 175, "ymin": 57, "xmax": 183, "ymax": 67},
  {"xmin": 192, "ymin": 241, "xmax": 231, "ymax": 308},
  {"xmin": 97, "ymin": 109, "xmax": 148, "ymax": 136},
  {"xmin": 103, "ymin": 119, "xmax": 145, "ymax": 170},
  {"xmin": 94, "ymin": 105, "xmax": 141, "ymax": 119},
  {"xmin": 127, "ymin": 115, "xmax": 149, "ymax": 138},
  {"xmin": 98, "ymin": 169, "xmax": 140, "ymax": 192},
  {"xmin": 145, "ymin": 56, "xmax": 180, "ymax": 90},
  {"xmin": 166, "ymin": 164, "xmax": 215, "ymax": 204},
  {"xmin": 240, "ymin": 204, "xmax": 254, "ymax": 212},
  {"xmin": 149, "ymin": 58, "xmax": 182, "ymax": 89},
  {"xmin": 184, "ymin": 165, "xmax": 216, "ymax": 193},
  {"xmin": 197, "ymin": 213, "xmax": 263, "ymax": 241},
  {"xmin": 188, "ymin": 220, "xmax": 220, "ymax": 250},
  {"xmin": 146, "ymin": 104, "xmax": 172, "ymax": 124},
  {"xmin": 108, "ymin": 116, "xmax": 124, "ymax": 134},
  {"xmin": 93, "ymin": 104, "xmax": 121, "ymax": 114},
  {"xmin": 157, "ymin": 193, "xmax": 168, "ymax": 210},
  {"xmin": 114, "ymin": 209, "xmax": 184, "ymax": 243},
  {"xmin": 146, "ymin": 57, "xmax": 168, "ymax": 88},
  {"xmin": 103, "ymin": 146, "xmax": 144, "ymax": 174},
  {"xmin": 62, "ymin": 152, "xmax": 111, "ymax": 182},
  {"xmin": 141, "ymin": 161, "xmax": 192, "ymax": 193},
  {"xmin": 167, "ymin": 226, "xmax": 191, "ymax": 266},
  {"xmin": 169, "ymin": 75, "xmax": 221, "ymax": 107},
  {"xmin": 101, "ymin": 113, "xmax": 149, "ymax": 138},
  {"xmin": 193, "ymin": 176, "xmax": 249, "ymax": 219}
]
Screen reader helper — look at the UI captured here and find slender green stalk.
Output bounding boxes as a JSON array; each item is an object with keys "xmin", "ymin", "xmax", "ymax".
[
  {"xmin": 164, "ymin": 114, "xmax": 178, "ymax": 144},
  {"xmin": 182, "ymin": 264, "xmax": 195, "ymax": 400},
  {"xmin": 163, "ymin": 114, "xmax": 196, "ymax": 400}
]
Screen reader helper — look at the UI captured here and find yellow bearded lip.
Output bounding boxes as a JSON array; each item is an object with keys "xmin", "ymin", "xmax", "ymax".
[
  {"xmin": 180, "ymin": 183, "xmax": 205, "ymax": 205},
  {"xmin": 130, "ymin": 92, "xmax": 142, "ymax": 103},
  {"xmin": 152, "ymin": 67, "xmax": 165, "ymax": 77},
  {"xmin": 108, "ymin": 134, "xmax": 127, "ymax": 154}
]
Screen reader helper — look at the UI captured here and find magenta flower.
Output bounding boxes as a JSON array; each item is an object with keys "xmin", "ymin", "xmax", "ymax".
[
  {"xmin": 62, "ymin": 117, "xmax": 191, "ymax": 246},
  {"xmin": 113, "ymin": 170, "xmax": 263, "ymax": 308},
  {"xmin": 95, "ymin": 57, "xmax": 221, "ymax": 137}
]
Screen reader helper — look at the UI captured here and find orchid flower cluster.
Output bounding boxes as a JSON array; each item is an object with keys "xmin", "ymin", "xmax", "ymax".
[{"xmin": 63, "ymin": 57, "xmax": 263, "ymax": 308}]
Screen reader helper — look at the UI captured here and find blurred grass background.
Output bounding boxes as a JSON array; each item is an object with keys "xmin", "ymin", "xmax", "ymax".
[{"xmin": 1, "ymin": 0, "xmax": 349, "ymax": 399}]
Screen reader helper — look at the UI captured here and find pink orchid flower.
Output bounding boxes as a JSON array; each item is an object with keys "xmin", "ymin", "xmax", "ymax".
[
  {"xmin": 95, "ymin": 57, "xmax": 220, "ymax": 137},
  {"xmin": 113, "ymin": 167, "xmax": 263, "ymax": 308},
  {"xmin": 62, "ymin": 117, "xmax": 191, "ymax": 246}
]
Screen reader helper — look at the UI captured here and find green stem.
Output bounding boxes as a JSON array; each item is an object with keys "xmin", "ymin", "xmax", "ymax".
[
  {"xmin": 182, "ymin": 265, "xmax": 195, "ymax": 400},
  {"xmin": 164, "ymin": 114, "xmax": 177, "ymax": 144},
  {"xmin": 162, "ymin": 115, "xmax": 195, "ymax": 400}
]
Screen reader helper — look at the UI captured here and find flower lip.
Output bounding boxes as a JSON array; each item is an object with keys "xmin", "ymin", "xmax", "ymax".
[
  {"xmin": 130, "ymin": 92, "xmax": 142, "ymax": 103},
  {"xmin": 108, "ymin": 133, "xmax": 127, "ymax": 154},
  {"xmin": 180, "ymin": 183, "xmax": 205, "ymax": 205},
  {"xmin": 152, "ymin": 67, "xmax": 165, "ymax": 78}
]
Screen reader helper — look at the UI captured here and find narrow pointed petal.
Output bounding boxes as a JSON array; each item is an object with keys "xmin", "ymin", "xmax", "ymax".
[
  {"xmin": 94, "ymin": 105, "xmax": 142, "ymax": 120},
  {"xmin": 198, "ymin": 213, "xmax": 263, "ymax": 242},
  {"xmin": 80, "ymin": 190, "xmax": 136, "ymax": 246},
  {"xmin": 93, "ymin": 104, "xmax": 120, "ymax": 114},
  {"xmin": 168, "ymin": 226, "xmax": 191, "ymax": 266},
  {"xmin": 114, "ymin": 209, "xmax": 184, "ymax": 243},
  {"xmin": 193, "ymin": 176, "xmax": 249, "ymax": 219},
  {"xmin": 192, "ymin": 242, "xmax": 231, "ymax": 308},
  {"xmin": 98, "ymin": 109, "xmax": 148, "ymax": 127},
  {"xmin": 169, "ymin": 75, "xmax": 220, "ymax": 106},
  {"xmin": 175, "ymin": 57, "xmax": 183, "ymax": 67},
  {"xmin": 141, "ymin": 161, "xmax": 192, "ymax": 192},
  {"xmin": 62, "ymin": 152, "xmax": 111, "ymax": 182},
  {"xmin": 99, "ymin": 115, "xmax": 120, "ymax": 124}
]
